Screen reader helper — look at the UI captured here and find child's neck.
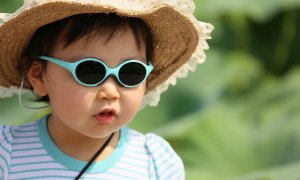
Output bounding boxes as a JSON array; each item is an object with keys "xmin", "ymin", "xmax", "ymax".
[{"xmin": 47, "ymin": 116, "xmax": 119, "ymax": 162}]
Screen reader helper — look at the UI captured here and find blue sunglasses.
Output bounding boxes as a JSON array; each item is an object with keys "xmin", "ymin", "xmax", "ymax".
[{"xmin": 38, "ymin": 55, "xmax": 153, "ymax": 88}]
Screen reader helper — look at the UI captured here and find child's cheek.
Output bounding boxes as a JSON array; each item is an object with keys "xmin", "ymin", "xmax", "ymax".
[
  {"xmin": 121, "ymin": 86, "xmax": 145, "ymax": 116},
  {"xmin": 48, "ymin": 84, "xmax": 90, "ymax": 113}
]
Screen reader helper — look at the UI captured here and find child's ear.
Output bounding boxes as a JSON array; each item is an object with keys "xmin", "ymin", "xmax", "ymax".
[{"xmin": 26, "ymin": 61, "xmax": 48, "ymax": 96}]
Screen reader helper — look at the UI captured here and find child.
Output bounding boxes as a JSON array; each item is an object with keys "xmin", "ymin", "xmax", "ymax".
[{"xmin": 0, "ymin": 0, "xmax": 213, "ymax": 179}]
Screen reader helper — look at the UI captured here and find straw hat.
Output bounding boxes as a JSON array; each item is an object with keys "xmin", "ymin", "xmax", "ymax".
[{"xmin": 0, "ymin": 0, "xmax": 213, "ymax": 107}]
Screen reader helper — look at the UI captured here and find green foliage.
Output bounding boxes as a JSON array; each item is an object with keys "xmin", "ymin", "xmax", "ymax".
[
  {"xmin": 195, "ymin": 0, "xmax": 300, "ymax": 75},
  {"xmin": 0, "ymin": 0, "xmax": 23, "ymax": 13},
  {"xmin": 194, "ymin": 0, "xmax": 300, "ymax": 22},
  {"xmin": 0, "ymin": 93, "xmax": 50, "ymax": 125},
  {"xmin": 1, "ymin": 0, "xmax": 300, "ymax": 179},
  {"xmin": 132, "ymin": 51, "xmax": 300, "ymax": 179}
]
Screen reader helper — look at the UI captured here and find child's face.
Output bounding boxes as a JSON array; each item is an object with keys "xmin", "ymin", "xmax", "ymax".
[{"xmin": 30, "ymin": 28, "xmax": 147, "ymax": 139}]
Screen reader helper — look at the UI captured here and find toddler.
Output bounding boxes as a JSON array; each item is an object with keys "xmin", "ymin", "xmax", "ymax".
[{"xmin": 0, "ymin": 0, "xmax": 213, "ymax": 179}]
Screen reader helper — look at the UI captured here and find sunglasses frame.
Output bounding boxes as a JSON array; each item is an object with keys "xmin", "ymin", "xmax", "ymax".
[{"xmin": 38, "ymin": 55, "xmax": 153, "ymax": 88}]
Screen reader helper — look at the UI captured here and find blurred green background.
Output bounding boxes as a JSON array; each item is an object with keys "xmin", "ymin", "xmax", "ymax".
[{"xmin": 1, "ymin": 0, "xmax": 300, "ymax": 179}]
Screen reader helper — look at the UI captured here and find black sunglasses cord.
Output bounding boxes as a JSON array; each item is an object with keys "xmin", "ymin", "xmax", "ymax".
[{"xmin": 74, "ymin": 132, "xmax": 115, "ymax": 180}]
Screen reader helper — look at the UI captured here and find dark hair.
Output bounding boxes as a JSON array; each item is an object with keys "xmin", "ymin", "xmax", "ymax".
[{"xmin": 18, "ymin": 13, "xmax": 154, "ymax": 103}]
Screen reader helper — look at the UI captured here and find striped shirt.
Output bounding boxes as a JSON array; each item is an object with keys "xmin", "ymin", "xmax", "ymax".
[{"xmin": 0, "ymin": 116, "xmax": 185, "ymax": 179}]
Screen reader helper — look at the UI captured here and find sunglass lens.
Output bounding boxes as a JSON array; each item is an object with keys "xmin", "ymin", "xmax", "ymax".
[
  {"xmin": 119, "ymin": 62, "xmax": 146, "ymax": 86},
  {"xmin": 75, "ymin": 61, "xmax": 105, "ymax": 85}
]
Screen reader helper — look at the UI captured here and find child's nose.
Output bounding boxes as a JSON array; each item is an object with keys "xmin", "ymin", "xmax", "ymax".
[{"xmin": 96, "ymin": 76, "xmax": 120, "ymax": 101}]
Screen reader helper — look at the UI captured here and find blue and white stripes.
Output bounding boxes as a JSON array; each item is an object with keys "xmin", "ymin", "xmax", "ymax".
[{"xmin": 0, "ymin": 116, "xmax": 185, "ymax": 179}]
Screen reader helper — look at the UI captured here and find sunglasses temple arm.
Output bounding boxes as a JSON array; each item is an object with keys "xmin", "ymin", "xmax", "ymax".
[
  {"xmin": 38, "ymin": 56, "xmax": 74, "ymax": 71},
  {"xmin": 147, "ymin": 63, "xmax": 154, "ymax": 75}
]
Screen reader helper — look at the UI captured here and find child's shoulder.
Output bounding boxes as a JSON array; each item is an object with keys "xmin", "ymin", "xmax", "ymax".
[
  {"xmin": 126, "ymin": 128, "xmax": 170, "ymax": 148},
  {"xmin": 0, "ymin": 121, "xmax": 39, "ymax": 142},
  {"xmin": 0, "ymin": 120, "xmax": 40, "ymax": 179},
  {"xmin": 126, "ymin": 128, "xmax": 185, "ymax": 179},
  {"xmin": 126, "ymin": 128, "xmax": 176, "ymax": 151}
]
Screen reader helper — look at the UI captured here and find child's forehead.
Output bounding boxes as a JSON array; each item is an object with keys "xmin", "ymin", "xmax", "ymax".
[
  {"xmin": 55, "ymin": 25, "xmax": 146, "ymax": 53},
  {"xmin": 55, "ymin": 28, "xmax": 144, "ymax": 53},
  {"xmin": 50, "ymin": 14, "xmax": 149, "ymax": 52},
  {"xmin": 51, "ymin": 27, "xmax": 147, "ymax": 65}
]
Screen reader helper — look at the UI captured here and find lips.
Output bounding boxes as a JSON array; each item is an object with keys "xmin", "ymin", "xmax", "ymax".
[{"xmin": 94, "ymin": 109, "xmax": 116, "ymax": 123}]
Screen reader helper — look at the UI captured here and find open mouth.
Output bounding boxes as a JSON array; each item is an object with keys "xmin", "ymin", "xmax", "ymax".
[
  {"xmin": 100, "ymin": 111, "xmax": 114, "ymax": 115},
  {"xmin": 95, "ymin": 109, "xmax": 116, "ymax": 123},
  {"xmin": 99, "ymin": 109, "xmax": 116, "ymax": 115}
]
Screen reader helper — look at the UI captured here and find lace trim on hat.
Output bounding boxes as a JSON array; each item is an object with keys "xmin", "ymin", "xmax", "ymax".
[
  {"xmin": 0, "ymin": 13, "xmax": 10, "ymax": 25},
  {"xmin": 0, "ymin": 86, "xmax": 29, "ymax": 98},
  {"xmin": 142, "ymin": 20, "xmax": 213, "ymax": 107}
]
